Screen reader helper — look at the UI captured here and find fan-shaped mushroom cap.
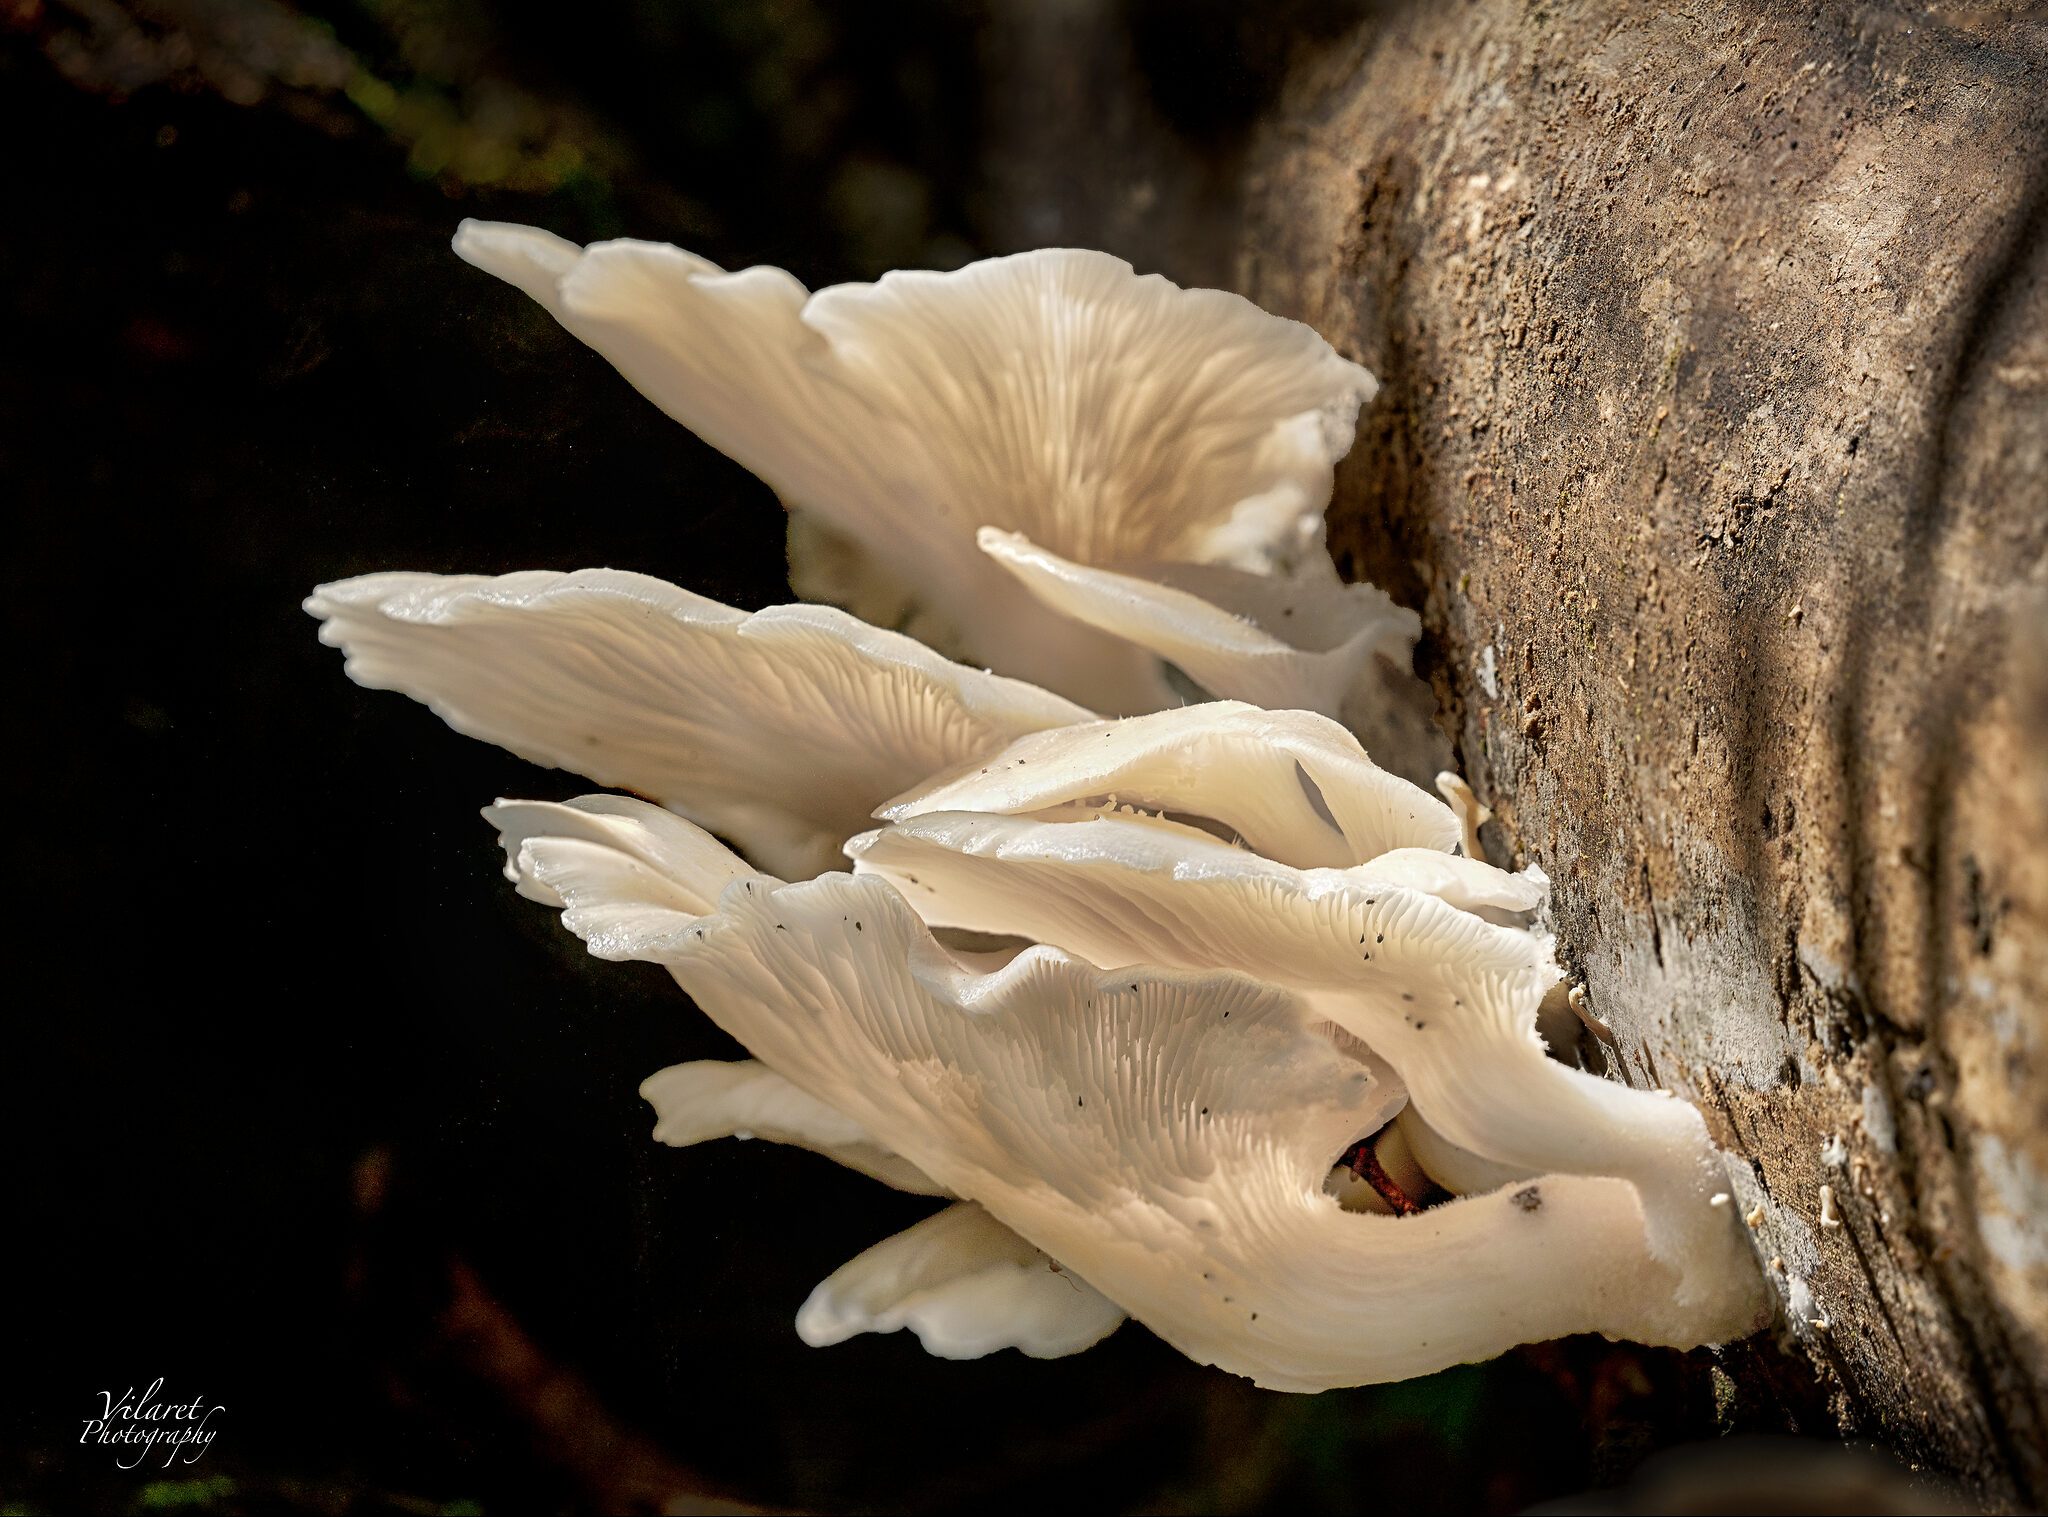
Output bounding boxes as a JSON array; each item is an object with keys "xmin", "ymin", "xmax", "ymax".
[
  {"xmin": 496, "ymin": 794, "xmax": 1759, "ymax": 1387},
  {"xmin": 879, "ymin": 701, "xmax": 1460, "ymax": 870},
  {"xmin": 452, "ymin": 222, "xmax": 1377, "ymax": 713},
  {"xmin": 846, "ymin": 810, "xmax": 1766, "ymax": 1335},
  {"xmin": 639, "ymin": 1059, "xmax": 947, "ymax": 1197},
  {"xmin": 308, "ymin": 569, "xmax": 1089, "ymax": 877},
  {"xmin": 978, "ymin": 528, "xmax": 1418, "ymax": 722},
  {"xmin": 1346, "ymin": 848, "xmax": 1549, "ymax": 917},
  {"xmin": 485, "ymin": 794, "xmax": 760, "ymax": 912},
  {"xmin": 796, "ymin": 1200, "xmax": 1127, "ymax": 1361}
]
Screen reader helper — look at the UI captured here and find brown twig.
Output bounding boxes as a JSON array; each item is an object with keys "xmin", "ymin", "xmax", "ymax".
[{"xmin": 1339, "ymin": 1135, "xmax": 1424, "ymax": 1215}]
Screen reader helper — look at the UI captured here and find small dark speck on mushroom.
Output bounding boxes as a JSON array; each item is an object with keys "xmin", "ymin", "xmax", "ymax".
[
  {"xmin": 1512, "ymin": 1186, "xmax": 1543, "ymax": 1212},
  {"xmin": 854, "ymin": 921, "xmax": 862, "ymax": 931},
  {"xmin": 1077, "ymin": 1096, "xmax": 1084, "ymax": 1107},
  {"xmin": 1401, "ymin": 992, "xmax": 1414, "ymax": 1002},
  {"xmin": 1376, "ymin": 933, "xmax": 1385, "ymax": 943}
]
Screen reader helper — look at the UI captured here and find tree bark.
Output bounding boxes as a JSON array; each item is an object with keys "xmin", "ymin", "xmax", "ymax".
[{"xmin": 989, "ymin": 1, "xmax": 2047, "ymax": 1504}]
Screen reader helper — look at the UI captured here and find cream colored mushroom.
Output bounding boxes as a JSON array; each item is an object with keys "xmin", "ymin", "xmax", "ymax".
[
  {"xmin": 795, "ymin": 1200, "xmax": 1128, "ymax": 1361},
  {"xmin": 306, "ymin": 569, "xmax": 1089, "ymax": 876},
  {"xmin": 639, "ymin": 1058, "xmax": 947, "ymax": 1197},
  {"xmin": 492, "ymin": 793, "xmax": 1759, "ymax": 1388},
  {"xmin": 978, "ymin": 528, "xmax": 1419, "ymax": 723},
  {"xmin": 451, "ymin": 223, "xmax": 1383, "ymax": 715},
  {"xmin": 845, "ymin": 809, "xmax": 1767, "ymax": 1339},
  {"xmin": 880, "ymin": 700, "xmax": 1460, "ymax": 870}
]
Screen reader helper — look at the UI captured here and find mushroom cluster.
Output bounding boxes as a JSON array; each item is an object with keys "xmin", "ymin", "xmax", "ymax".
[{"xmin": 308, "ymin": 225, "xmax": 1766, "ymax": 1390}]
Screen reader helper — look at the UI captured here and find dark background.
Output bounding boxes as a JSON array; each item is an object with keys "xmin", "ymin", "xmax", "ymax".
[{"xmin": 5, "ymin": 2, "xmax": 1720, "ymax": 1511}]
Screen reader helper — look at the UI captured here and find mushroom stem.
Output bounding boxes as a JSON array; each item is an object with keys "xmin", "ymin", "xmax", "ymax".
[{"xmin": 1434, "ymin": 771, "xmax": 1492, "ymax": 862}]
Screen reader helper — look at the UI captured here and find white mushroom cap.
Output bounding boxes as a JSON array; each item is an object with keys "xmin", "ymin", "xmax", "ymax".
[
  {"xmin": 485, "ymin": 794, "xmax": 760, "ymax": 912},
  {"xmin": 796, "ymin": 1201, "xmax": 1127, "ymax": 1361},
  {"xmin": 878, "ymin": 700, "xmax": 1461, "ymax": 870},
  {"xmin": 451, "ymin": 222, "xmax": 1377, "ymax": 712},
  {"xmin": 306, "ymin": 226, "xmax": 1771, "ymax": 1389},
  {"xmin": 495, "ymin": 793, "xmax": 1760, "ymax": 1387},
  {"xmin": 1345, "ymin": 848, "xmax": 1550, "ymax": 917},
  {"xmin": 490, "ymin": 802, "xmax": 1111, "ymax": 1359},
  {"xmin": 845, "ymin": 810, "xmax": 1766, "ymax": 1335},
  {"xmin": 978, "ymin": 528, "xmax": 1419, "ymax": 722},
  {"xmin": 307, "ymin": 569, "xmax": 1090, "ymax": 877},
  {"xmin": 639, "ymin": 1059, "xmax": 947, "ymax": 1197}
]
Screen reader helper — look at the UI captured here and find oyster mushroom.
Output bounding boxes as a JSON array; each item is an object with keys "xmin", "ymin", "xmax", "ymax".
[
  {"xmin": 306, "ymin": 569, "xmax": 1089, "ymax": 876},
  {"xmin": 845, "ymin": 809, "xmax": 1767, "ymax": 1339},
  {"xmin": 977, "ymin": 528, "xmax": 1419, "ymax": 723},
  {"xmin": 640, "ymin": 1058, "xmax": 947, "ymax": 1197},
  {"xmin": 795, "ymin": 1200, "xmax": 1128, "ymax": 1362},
  {"xmin": 878, "ymin": 700, "xmax": 1460, "ymax": 869},
  {"xmin": 491, "ymin": 792, "xmax": 1755, "ymax": 1388},
  {"xmin": 451, "ymin": 222, "xmax": 1386, "ymax": 715},
  {"xmin": 310, "ymin": 228, "xmax": 1762, "ymax": 1394}
]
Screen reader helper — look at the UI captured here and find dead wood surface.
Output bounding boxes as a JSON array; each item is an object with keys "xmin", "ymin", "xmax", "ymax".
[{"xmin": 989, "ymin": 1, "xmax": 2048, "ymax": 1503}]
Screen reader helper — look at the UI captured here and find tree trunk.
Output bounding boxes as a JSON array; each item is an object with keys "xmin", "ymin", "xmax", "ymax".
[{"xmin": 988, "ymin": 1, "xmax": 2048, "ymax": 1504}]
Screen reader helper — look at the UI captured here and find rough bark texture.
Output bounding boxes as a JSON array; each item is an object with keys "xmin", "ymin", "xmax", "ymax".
[{"xmin": 989, "ymin": 0, "xmax": 2046, "ymax": 1504}]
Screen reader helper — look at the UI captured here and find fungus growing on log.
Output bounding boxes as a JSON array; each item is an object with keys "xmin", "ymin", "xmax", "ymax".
[
  {"xmin": 976, "ymin": 528, "xmax": 1418, "ymax": 723},
  {"xmin": 878, "ymin": 700, "xmax": 1459, "ymax": 869},
  {"xmin": 845, "ymin": 808, "xmax": 1763, "ymax": 1336},
  {"xmin": 306, "ymin": 569, "xmax": 1089, "ymax": 877},
  {"xmin": 309, "ymin": 230, "xmax": 1768, "ymax": 1393},
  {"xmin": 487, "ymin": 793, "xmax": 1761, "ymax": 1389},
  {"xmin": 450, "ymin": 222, "xmax": 1389, "ymax": 715}
]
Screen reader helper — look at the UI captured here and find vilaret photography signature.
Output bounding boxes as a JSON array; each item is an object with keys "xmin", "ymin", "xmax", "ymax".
[{"xmin": 80, "ymin": 1380, "xmax": 224, "ymax": 1470}]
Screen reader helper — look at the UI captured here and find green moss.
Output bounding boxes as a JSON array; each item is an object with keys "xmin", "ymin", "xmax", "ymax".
[{"xmin": 135, "ymin": 1475, "xmax": 235, "ymax": 1512}]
